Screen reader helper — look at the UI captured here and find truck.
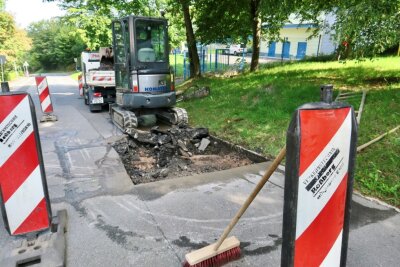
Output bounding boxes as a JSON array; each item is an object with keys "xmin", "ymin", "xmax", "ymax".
[
  {"xmin": 80, "ymin": 47, "xmax": 116, "ymax": 112},
  {"xmin": 109, "ymin": 15, "xmax": 188, "ymax": 132}
]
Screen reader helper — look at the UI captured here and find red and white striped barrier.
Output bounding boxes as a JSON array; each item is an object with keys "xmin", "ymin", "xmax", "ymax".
[
  {"xmin": 78, "ymin": 74, "xmax": 83, "ymax": 96},
  {"xmin": 35, "ymin": 76, "xmax": 53, "ymax": 113},
  {"xmin": 0, "ymin": 92, "xmax": 52, "ymax": 235},
  {"xmin": 282, "ymin": 87, "xmax": 357, "ymax": 267},
  {"xmin": 92, "ymin": 76, "xmax": 113, "ymax": 81}
]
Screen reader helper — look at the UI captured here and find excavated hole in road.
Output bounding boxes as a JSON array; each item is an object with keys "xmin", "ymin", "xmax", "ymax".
[{"xmin": 113, "ymin": 126, "xmax": 261, "ymax": 185}]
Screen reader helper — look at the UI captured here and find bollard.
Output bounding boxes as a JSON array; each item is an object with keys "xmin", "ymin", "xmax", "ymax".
[
  {"xmin": 281, "ymin": 85, "xmax": 357, "ymax": 267},
  {"xmin": 1, "ymin": 81, "xmax": 10, "ymax": 93}
]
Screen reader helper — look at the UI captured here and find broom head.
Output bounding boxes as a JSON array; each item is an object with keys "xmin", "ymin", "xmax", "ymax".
[{"xmin": 183, "ymin": 236, "xmax": 241, "ymax": 267}]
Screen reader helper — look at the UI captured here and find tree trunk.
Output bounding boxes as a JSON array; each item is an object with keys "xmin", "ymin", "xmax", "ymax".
[
  {"xmin": 181, "ymin": 1, "xmax": 200, "ymax": 78},
  {"xmin": 250, "ymin": 0, "xmax": 261, "ymax": 72}
]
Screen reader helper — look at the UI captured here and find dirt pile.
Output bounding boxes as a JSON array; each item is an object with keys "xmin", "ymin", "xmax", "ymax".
[{"xmin": 113, "ymin": 126, "xmax": 254, "ymax": 184}]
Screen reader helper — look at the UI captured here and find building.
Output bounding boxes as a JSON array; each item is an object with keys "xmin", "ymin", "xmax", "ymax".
[{"xmin": 260, "ymin": 13, "xmax": 337, "ymax": 60}]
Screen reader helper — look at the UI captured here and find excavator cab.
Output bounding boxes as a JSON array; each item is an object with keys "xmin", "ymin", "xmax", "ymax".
[
  {"xmin": 111, "ymin": 15, "xmax": 187, "ymax": 131},
  {"xmin": 112, "ymin": 16, "xmax": 175, "ymax": 108}
]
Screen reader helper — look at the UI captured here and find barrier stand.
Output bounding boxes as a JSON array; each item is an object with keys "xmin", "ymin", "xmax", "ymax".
[
  {"xmin": 35, "ymin": 76, "xmax": 57, "ymax": 123},
  {"xmin": 78, "ymin": 74, "xmax": 83, "ymax": 96},
  {"xmin": 0, "ymin": 92, "xmax": 67, "ymax": 267},
  {"xmin": 281, "ymin": 85, "xmax": 357, "ymax": 267}
]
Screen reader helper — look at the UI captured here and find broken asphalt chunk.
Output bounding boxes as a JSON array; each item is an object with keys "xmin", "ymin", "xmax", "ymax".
[
  {"xmin": 198, "ymin": 138, "xmax": 211, "ymax": 151},
  {"xmin": 191, "ymin": 128, "xmax": 209, "ymax": 140}
]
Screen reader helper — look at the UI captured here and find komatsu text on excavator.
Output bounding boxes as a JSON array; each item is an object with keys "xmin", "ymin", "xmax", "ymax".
[{"xmin": 110, "ymin": 15, "xmax": 188, "ymax": 133}]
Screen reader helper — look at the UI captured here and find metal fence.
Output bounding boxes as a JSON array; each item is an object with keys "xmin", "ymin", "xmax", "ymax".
[{"xmin": 170, "ymin": 47, "xmax": 246, "ymax": 81}]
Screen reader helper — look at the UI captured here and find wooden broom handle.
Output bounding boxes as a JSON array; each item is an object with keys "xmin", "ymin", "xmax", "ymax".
[{"xmin": 214, "ymin": 146, "xmax": 287, "ymax": 251}]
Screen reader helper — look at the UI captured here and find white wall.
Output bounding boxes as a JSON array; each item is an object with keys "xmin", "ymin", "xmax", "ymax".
[
  {"xmin": 319, "ymin": 33, "xmax": 336, "ymax": 55},
  {"xmin": 260, "ymin": 12, "xmax": 338, "ymax": 59},
  {"xmin": 261, "ymin": 27, "xmax": 336, "ymax": 58}
]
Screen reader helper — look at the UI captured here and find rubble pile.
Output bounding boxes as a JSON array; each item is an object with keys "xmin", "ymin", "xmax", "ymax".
[{"xmin": 113, "ymin": 126, "xmax": 253, "ymax": 184}]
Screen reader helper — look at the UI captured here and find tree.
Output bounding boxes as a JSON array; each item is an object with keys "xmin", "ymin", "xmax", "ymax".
[
  {"xmin": 50, "ymin": 0, "xmax": 165, "ymax": 50},
  {"xmin": 167, "ymin": 0, "xmax": 201, "ymax": 78},
  {"xmin": 249, "ymin": 0, "xmax": 261, "ymax": 71},
  {"xmin": 64, "ymin": 7, "xmax": 112, "ymax": 50},
  {"xmin": 0, "ymin": 11, "xmax": 15, "ymax": 45},
  {"xmin": 52, "ymin": 0, "xmax": 200, "ymax": 76},
  {"xmin": 195, "ymin": 0, "xmax": 293, "ymax": 71},
  {"xmin": 1, "ymin": 27, "xmax": 31, "ymax": 62},
  {"xmin": 165, "ymin": 8, "xmax": 186, "ymax": 49},
  {"xmin": 0, "ymin": 11, "xmax": 31, "ymax": 79},
  {"xmin": 195, "ymin": 0, "xmax": 250, "ymax": 45},
  {"xmin": 180, "ymin": 0, "xmax": 200, "ymax": 77},
  {"xmin": 28, "ymin": 19, "xmax": 85, "ymax": 70}
]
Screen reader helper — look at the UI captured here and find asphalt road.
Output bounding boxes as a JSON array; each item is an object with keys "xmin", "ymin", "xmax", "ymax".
[{"xmin": 0, "ymin": 74, "xmax": 399, "ymax": 266}]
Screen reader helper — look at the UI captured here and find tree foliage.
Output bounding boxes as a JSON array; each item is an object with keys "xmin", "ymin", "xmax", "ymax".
[
  {"xmin": 194, "ymin": 0, "xmax": 250, "ymax": 45},
  {"xmin": 42, "ymin": 0, "xmax": 399, "ymax": 74},
  {"xmin": 0, "ymin": 11, "xmax": 15, "ymax": 45},
  {"xmin": 194, "ymin": 0, "xmax": 294, "ymax": 71},
  {"xmin": 165, "ymin": 5, "xmax": 186, "ymax": 49},
  {"xmin": 0, "ymin": 11, "xmax": 31, "ymax": 79},
  {"xmin": 64, "ymin": 7, "xmax": 112, "ymax": 50},
  {"xmin": 297, "ymin": 0, "xmax": 400, "ymax": 58},
  {"xmin": 49, "ymin": 0, "xmax": 166, "ymax": 50},
  {"xmin": 28, "ymin": 19, "xmax": 85, "ymax": 70},
  {"xmin": 167, "ymin": 0, "xmax": 201, "ymax": 77}
]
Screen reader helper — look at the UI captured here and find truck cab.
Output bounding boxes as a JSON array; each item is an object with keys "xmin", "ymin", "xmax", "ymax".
[{"xmin": 112, "ymin": 16, "xmax": 175, "ymax": 109}]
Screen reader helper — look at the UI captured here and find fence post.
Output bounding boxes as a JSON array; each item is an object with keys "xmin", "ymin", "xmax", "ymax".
[
  {"xmin": 174, "ymin": 49, "xmax": 177, "ymax": 77},
  {"xmin": 240, "ymin": 49, "xmax": 245, "ymax": 71},
  {"xmin": 215, "ymin": 50, "xmax": 218, "ymax": 71},
  {"xmin": 202, "ymin": 48, "xmax": 206, "ymax": 73},
  {"xmin": 209, "ymin": 49, "xmax": 212, "ymax": 71},
  {"xmin": 183, "ymin": 52, "xmax": 187, "ymax": 80}
]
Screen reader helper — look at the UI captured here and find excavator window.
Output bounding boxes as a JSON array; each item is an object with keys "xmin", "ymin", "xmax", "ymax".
[
  {"xmin": 113, "ymin": 20, "xmax": 129, "ymax": 90},
  {"xmin": 135, "ymin": 20, "xmax": 167, "ymax": 63}
]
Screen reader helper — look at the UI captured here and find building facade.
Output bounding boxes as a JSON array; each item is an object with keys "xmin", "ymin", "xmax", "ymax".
[{"xmin": 260, "ymin": 14, "xmax": 337, "ymax": 60}]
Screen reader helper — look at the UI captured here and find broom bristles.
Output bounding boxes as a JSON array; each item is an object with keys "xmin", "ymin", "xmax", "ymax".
[{"xmin": 183, "ymin": 246, "xmax": 241, "ymax": 267}]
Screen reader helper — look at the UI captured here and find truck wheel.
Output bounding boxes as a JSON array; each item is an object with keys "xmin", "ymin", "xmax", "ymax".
[{"xmin": 234, "ymin": 51, "xmax": 237, "ymax": 56}]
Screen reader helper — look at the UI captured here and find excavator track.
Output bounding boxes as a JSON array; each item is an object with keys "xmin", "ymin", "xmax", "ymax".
[
  {"xmin": 156, "ymin": 107, "xmax": 189, "ymax": 127},
  {"xmin": 110, "ymin": 104, "xmax": 138, "ymax": 134}
]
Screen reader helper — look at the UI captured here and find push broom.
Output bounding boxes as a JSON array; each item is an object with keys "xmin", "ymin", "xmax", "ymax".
[{"xmin": 183, "ymin": 146, "xmax": 287, "ymax": 267}]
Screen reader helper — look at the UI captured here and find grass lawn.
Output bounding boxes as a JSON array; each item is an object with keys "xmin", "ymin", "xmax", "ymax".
[
  {"xmin": 170, "ymin": 54, "xmax": 184, "ymax": 78},
  {"xmin": 177, "ymin": 56, "xmax": 400, "ymax": 207},
  {"xmin": 70, "ymin": 71, "xmax": 82, "ymax": 80}
]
